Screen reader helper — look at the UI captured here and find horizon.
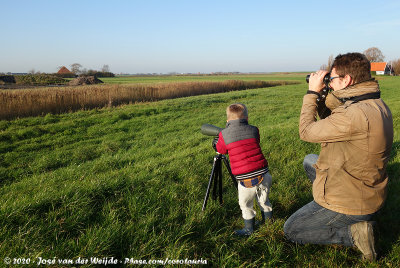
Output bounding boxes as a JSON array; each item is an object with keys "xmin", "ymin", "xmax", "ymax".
[
  {"xmin": 1, "ymin": 0, "xmax": 400, "ymax": 74},
  {"xmin": 1, "ymin": 70, "xmax": 312, "ymax": 76}
]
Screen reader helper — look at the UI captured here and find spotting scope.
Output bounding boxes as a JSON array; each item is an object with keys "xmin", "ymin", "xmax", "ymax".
[{"xmin": 201, "ymin": 124, "xmax": 223, "ymax": 136}]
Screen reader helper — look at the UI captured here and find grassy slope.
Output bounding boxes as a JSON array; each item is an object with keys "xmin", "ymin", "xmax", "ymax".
[
  {"xmin": 0, "ymin": 75, "xmax": 399, "ymax": 266},
  {"xmin": 99, "ymin": 73, "xmax": 308, "ymax": 84}
]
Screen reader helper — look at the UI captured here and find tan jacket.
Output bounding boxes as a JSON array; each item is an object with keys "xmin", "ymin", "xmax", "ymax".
[{"xmin": 299, "ymin": 80, "xmax": 393, "ymax": 215}]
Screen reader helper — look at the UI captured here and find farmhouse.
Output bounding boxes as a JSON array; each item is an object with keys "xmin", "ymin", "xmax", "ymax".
[
  {"xmin": 57, "ymin": 66, "xmax": 74, "ymax": 75},
  {"xmin": 370, "ymin": 62, "xmax": 394, "ymax": 75}
]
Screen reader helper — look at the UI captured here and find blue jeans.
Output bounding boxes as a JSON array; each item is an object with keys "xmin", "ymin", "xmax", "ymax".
[{"xmin": 283, "ymin": 154, "xmax": 374, "ymax": 246}]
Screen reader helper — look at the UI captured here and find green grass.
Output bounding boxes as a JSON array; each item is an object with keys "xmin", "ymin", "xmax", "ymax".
[
  {"xmin": 99, "ymin": 73, "xmax": 309, "ymax": 84},
  {"xmin": 0, "ymin": 74, "xmax": 399, "ymax": 266}
]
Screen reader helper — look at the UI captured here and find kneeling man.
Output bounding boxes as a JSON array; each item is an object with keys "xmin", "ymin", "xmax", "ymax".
[{"xmin": 284, "ymin": 52, "xmax": 393, "ymax": 261}]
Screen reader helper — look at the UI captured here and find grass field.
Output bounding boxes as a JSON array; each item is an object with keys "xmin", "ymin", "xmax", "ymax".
[
  {"xmin": 99, "ymin": 73, "xmax": 309, "ymax": 84},
  {"xmin": 0, "ymin": 74, "xmax": 399, "ymax": 266}
]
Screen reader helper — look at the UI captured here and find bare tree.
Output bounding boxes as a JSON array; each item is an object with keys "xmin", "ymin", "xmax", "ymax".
[
  {"xmin": 101, "ymin": 64, "xmax": 110, "ymax": 73},
  {"xmin": 363, "ymin": 47, "xmax": 385, "ymax": 62},
  {"xmin": 320, "ymin": 54, "xmax": 334, "ymax": 71},
  {"xmin": 327, "ymin": 55, "xmax": 334, "ymax": 70},
  {"xmin": 28, "ymin": 69, "xmax": 42, "ymax": 74},
  {"xmin": 391, "ymin": 59, "xmax": 400, "ymax": 75},
  {"xmin": 70, "ymin": 63, "xmax": 83, "ymax": 74}
]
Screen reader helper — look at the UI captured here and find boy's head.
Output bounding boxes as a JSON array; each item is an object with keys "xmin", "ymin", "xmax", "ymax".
[{"xmin": 226, "ymin": 103, "xmax": 248, "ymax": 121}]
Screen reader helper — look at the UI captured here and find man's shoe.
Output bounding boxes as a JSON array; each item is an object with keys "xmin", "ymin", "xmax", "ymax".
[
  {"xmin": 234, "ymin": 218, "xmax": 255, "ymax": 236},
  {"xmin": 350, "ymin": 221, "xmax": 377, "ymax": 261}
]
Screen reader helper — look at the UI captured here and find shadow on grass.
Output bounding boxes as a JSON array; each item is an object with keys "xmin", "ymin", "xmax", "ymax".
[
  {"xmin": 1, "ymin": 177, "xmax": 131, "ymax": 257},
  {"xmin": 376, "ymin": 156, "xmax": 400, "ymax": 258}
]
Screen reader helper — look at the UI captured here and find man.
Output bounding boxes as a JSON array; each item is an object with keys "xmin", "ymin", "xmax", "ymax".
[{"xmin": 283, "ymin": 52, "xmax": 393, "ymax": 261}]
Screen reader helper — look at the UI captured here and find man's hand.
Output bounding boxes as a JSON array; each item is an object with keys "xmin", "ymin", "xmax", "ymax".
[{"xmin": 308, "ymin": 70, "xmax": 329, "ymax": 93}]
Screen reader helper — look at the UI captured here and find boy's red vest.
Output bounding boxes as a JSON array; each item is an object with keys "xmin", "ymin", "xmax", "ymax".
[{"xmin": 216, "ymin": 119, "xmax": 268, "ymax": 179}]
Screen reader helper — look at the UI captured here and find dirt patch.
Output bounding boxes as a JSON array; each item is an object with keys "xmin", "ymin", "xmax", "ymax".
[{"xmin": 68, "ymin": 76, "xmax": 104, "ymax": 86}]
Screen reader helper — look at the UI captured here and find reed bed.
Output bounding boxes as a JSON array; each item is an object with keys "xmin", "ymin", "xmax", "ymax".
[{"xmin": 0, "ymin": 80, "xmax": 293, "ymax": 119}]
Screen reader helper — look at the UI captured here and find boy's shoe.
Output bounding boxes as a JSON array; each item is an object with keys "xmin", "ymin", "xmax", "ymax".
[
  {"xmin": 350, "ymin": 221, "xmax": 378, "ymax": 261},
  {"xmin": 261, "ymin": 211, "xmax": 273, "ymax": 224},
  {"xmin": 235, "ymin": 218, "xmax": 255, "ymax": 236}
]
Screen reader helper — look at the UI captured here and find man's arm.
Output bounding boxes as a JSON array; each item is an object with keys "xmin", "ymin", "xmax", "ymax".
[{"xmin": 299, "ymin": 95, "xmax": 366, "ymax": 143}]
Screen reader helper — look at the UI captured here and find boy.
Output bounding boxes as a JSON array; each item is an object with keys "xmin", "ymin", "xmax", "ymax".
[{"xmin": 213, "ymin": 103, "xmax": 272, "ymax": 236}]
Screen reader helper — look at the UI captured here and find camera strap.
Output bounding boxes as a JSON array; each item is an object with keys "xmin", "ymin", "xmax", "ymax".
[{"xmin": 339, "ymin": 91, "xmax": 381, "ymax": 103}]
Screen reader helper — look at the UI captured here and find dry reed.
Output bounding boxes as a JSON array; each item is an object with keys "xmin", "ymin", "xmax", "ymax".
[{"xmin": 0, "ymin": 80, "xmax": 290, "ymax": 119}]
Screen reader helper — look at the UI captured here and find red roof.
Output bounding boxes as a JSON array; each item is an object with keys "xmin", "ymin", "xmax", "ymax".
[
  {"xmin": 57, "ymin": 66, "xmax": 73, "ymax": 74},
  {"xmin": 370, "ymin": 62, "xmax": 386, "ymax": 72}
]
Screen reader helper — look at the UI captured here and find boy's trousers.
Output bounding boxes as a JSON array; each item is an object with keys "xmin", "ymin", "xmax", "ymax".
[{"xmin": 238, "ymin": 172, "xmax": 272, "ymax": 220}]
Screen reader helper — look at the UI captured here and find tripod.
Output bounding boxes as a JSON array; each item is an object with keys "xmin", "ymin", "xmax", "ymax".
[{"xmin": 202, "ymin": 153, "xmax": 237, "ymax": 211}]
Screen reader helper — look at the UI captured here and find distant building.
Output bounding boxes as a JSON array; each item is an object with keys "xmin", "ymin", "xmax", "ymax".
[
  {"xmin": 370, "ymin": 62, "xmax": 394, "ymax": 75},
  {"xmin": 57, "ymin": 66, "xmax": 73, "ymax": 75}
]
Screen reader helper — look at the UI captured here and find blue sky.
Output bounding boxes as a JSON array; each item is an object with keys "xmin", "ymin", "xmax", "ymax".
[{"xmin": 1, "ymin": 0, "xmax": 400, "ymax": 74}]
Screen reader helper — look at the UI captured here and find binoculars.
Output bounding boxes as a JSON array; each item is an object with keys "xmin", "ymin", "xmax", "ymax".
[{"xmin": 306, "ymin": 72, "xmax": 331, "ymax": 87}]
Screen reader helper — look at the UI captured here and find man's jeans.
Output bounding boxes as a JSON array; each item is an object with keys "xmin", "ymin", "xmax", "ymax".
[{"xmin": 283, "ymin": 154, "xmax": 374, "ymax": 246}]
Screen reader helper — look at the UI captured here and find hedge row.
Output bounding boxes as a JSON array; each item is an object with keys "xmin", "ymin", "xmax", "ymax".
[{"xmin": 14, "ymin": 74, "xmax": 68, "ymax": 85}]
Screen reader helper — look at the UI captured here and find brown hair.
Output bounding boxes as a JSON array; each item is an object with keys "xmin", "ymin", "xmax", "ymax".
[
  {"xmin": 330, "ymin": 52, "xmax": 371, "ymax": 84},
  {"xmin": 226, "ymin": 103, "xmax": 248, "ymax": 121}
]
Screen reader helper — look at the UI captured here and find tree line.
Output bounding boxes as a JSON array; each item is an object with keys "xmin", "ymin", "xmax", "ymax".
[
  {"xmin": 320, "ymin": 47, "xmax": 400, "ymax": 75},
  {"xmin": 60, "ymin": 63, "xmax": 115, "ymax": 78}
]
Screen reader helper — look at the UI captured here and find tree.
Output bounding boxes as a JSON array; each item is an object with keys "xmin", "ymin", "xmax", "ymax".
[
  {"xmin": 101, "ymin": 64, "xmax": 110, "ymax": 73},
  {"xmin": 70, "ymin": 63, "xmax": 82, "ymax": 74},
  {"xmin": 28, "ymin": 69, "xmax": 41, "ymax": 74},
  {"xmin": 327, "ymin": 55, "xmax": 334, "ymax": 70},
  {"xmin": 391, "ymin": 59, "xmax": 400, "ymax": 75},
  {"xmin": 363, "ymin": 47, "xmax": 385, "ymax": 62},
  {"xmin": 320, "ymin": 54, "xmax": 334, "ymax": 71}
]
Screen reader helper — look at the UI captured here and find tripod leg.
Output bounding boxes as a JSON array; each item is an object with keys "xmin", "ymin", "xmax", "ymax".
[
  {"xmin": 202, "ymin": 156, "xmax": 218, "ymax": 211},
  {"xmin": 222, "ymin": 156, "xmax": 238, "ymax": 189},
  {"xmin": 212, "ymin": 158, "xmax": 220, "ymax": 200},
  {"xmin": 218, "ymin": 160, "xmax": 223, "ymax": 204}
]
